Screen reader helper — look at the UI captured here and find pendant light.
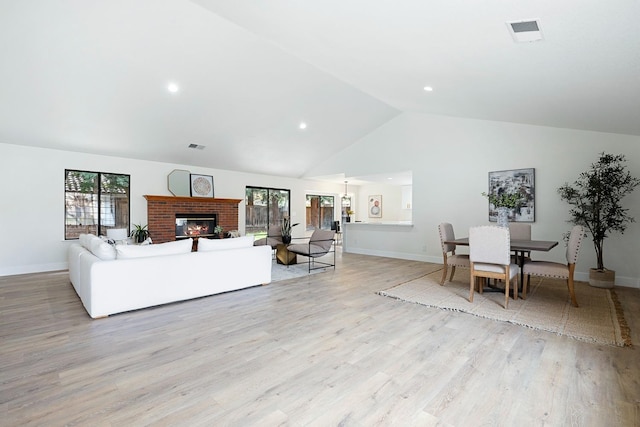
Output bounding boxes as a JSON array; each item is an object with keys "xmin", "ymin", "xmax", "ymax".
[{"xmin": 341, "ymin": 180, "xmax": 350, "ymax": 207}]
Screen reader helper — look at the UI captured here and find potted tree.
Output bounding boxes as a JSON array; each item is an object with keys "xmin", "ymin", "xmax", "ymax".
[{"xmin": 558, "ymin": 152, "xmax": 639, "ymax": 288}]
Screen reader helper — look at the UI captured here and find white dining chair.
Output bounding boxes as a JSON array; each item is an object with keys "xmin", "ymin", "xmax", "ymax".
[
  {"xmin": 438, "ymin": 223, "xmax": 470, "ymax": 285},
  {"xmin": 522, "ymin": 225, "xmax": 584, "ymax": 307},
  {"xmin": 469, "ymin": 225, "xmax": 519, "ymax": 309}
]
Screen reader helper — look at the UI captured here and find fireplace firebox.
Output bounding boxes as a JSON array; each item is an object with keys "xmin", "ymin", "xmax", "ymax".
[{"xmin": 175, "ymin": 213, "xmax": 217, "ymax": 239}]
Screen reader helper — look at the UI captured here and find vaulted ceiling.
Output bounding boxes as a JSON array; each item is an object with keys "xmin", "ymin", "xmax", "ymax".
[{"xmin": 1, "ymin": 1, "xmax": 638, "ymax": 178}]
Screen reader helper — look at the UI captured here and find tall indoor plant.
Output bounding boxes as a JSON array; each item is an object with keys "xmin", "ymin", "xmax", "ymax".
[{"xmin": 558, "ymin": 152, "xmax": 639, "ymax": 287}]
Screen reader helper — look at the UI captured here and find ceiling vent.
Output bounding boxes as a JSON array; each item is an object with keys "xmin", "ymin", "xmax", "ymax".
[
  {"xmin": 506, "ymin": 19, "xmax": 543, "ymax": 42},
  {"xmin": 188, "ymin": 143, "xmax": 206, "ymax": 150}
]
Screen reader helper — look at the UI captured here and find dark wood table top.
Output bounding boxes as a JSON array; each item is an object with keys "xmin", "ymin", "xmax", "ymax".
[{"xmin": 444, "ymin": 237, "xmax": 558, "ymax": 252}]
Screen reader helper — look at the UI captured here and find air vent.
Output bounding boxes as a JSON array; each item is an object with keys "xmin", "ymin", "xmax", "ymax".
[
  {"xmin": 188, "ymin": 143, "xmax": 206, "ymax": 150},
  {"xmin": 506, "ymin": 19, "xmax": 543, "ymax": 42}
]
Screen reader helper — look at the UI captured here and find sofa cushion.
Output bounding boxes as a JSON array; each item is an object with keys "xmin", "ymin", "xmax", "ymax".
[
  {"xmin": 197, "ymin": 235, "xmax": 254, "ymax": 252},
  {"xmin": 79, "ymin": 233, "xmax": 94, "ymax": 249},
  {"xmin": 89, "ymin": 236, "xmax": 117, "ymax": 260},
  {"xmin": 116, "ymin": 238, "xmax": 193, "ymax": 259}
]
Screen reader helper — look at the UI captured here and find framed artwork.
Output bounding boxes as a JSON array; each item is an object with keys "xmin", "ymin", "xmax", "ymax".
[
  {"xmin": 368, "ymin": 195, "xmax": 382, "ymax": 218},
  {"xmin": 190, "ymin": 174, "xmax": 214, "ymax": 198},
  {"xmin": 488, "ymin": 168, "xmax": 535, "ymax": 222}
]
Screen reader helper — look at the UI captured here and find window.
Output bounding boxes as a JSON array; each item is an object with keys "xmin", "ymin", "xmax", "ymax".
[
  {"xmin": 245, "ymin": 186, "xmax": 291, "ymax": 237},
  {"xmin": 65, "ymin": 169, "xmax": 130, "ymax": 240},
  {"xmin": 306, "ymin": 195, "xmax": 334, "ymax": 231}
]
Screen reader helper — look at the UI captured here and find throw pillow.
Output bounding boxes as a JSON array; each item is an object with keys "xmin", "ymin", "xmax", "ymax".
[
  {"xmin": 79, "ymin": 233, "xmax": 94, "ymax": 249},
  {"xmin": 116, "ymin": 238, "xmax": 193, "ymax": 259},
  {"xmin": 89, "ymin": 236, "xmax": 117, "ymax": 260},
  {"xmin": 197, "ymin": 235, "xmax": 253, "ymax": 252}
]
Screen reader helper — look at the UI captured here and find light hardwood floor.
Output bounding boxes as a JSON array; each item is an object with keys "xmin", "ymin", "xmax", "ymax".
[{"xmin": 1, "ymin": 252, "xmax": 639, "ymax": 426}]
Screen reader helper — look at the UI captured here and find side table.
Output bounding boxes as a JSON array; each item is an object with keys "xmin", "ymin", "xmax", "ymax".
[{"xmin": 276, "ymin": 244, "xmax": 297, "ymax": 265}]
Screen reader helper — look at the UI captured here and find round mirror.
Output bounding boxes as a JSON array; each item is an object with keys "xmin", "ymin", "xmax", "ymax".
[{"xmin": 168, "ymin": 169, "xmax": 191, "ymax": 196}]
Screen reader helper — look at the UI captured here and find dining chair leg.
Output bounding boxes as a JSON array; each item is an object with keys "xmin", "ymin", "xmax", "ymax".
[
  {"xmin": 522, "ymin": 274, "xmax": 530, "ymax": 300},
  {"xmin": 504, "ymin": 278, "xmax": 510, "ymax": 309},
  {"xmin": 440, "ymin": 264, "xmax": 448, "ymax": 285},
  {"xmin": 449, "ymin": 266, "xmax": 456, "ymax": 282},
  {"xmin": 567, "ymin": 277, "xmax": 579, "ymax": 307},
  {"xmin": 469, "ymin": 273, "xmax": 475, "ymax": 303},
  {"xmin": 567, "ymin": 264, "xmax": 579, "ymax": 307}
]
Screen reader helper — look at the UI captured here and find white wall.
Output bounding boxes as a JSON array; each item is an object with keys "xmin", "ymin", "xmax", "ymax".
[
  {"xmin": 348, "ymin": 183, "xmax": 410, "ymax": 223},
  {"xmin": 3, "ymin": 110, "xmax": 640, "ymax": 287},
  {"xmin": 0, "ymin": 143, "xmax": 344, "ymax": 276},
  {"xmin": 306, "ymin": 112, "xmax": 640, "ymax": 287}
]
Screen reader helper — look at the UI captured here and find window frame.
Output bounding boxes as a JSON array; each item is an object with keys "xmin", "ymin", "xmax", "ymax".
[
  {"xmin": 64, "ymin": 169, "xmax": 131, "ymax": 240},
  {"xmin": 305, "ymin": 194, "xmax": 335, "ymax": 231}
]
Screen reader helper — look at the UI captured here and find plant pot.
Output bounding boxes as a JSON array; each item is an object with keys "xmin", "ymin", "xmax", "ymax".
[
  {"xmin": 496, "ymin": 207, "xmax": 509, "ymax": 227},
  {"xmin": 134, "ymin": 233, "xmax": 148, "ymax": 244},
  {"xmin": 589, "ymin": 268, "xmax": 615, "ymax": 288},
  {"xmin": 346, "ymin": 217, "xmax": 351, "ymax": 223},
  {"xmin": 282, "ymin": 235, "xmax": 292, "ymax": 244}
]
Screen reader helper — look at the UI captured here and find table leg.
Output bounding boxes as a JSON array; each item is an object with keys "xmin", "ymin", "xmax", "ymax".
[{"xmin": 518, "ymin": 250, "xmax": 525, "ymax": 293}]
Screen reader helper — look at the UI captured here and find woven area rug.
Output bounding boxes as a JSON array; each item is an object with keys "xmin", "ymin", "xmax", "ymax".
[{"xmin": 378, "ymin": 268, "xmax": 632, "ymax": 347}]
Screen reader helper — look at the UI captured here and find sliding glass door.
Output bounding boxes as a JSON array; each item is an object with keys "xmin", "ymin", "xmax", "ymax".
[{"xmin": 245, "ymin": 186, "xmax": 290, "ymax": 238}]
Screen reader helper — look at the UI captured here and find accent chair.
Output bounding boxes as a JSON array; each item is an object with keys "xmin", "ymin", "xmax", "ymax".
[
  {"xmin": 286, "ymin": 229, "xmax": 336, "ymax": 272},
  {"xmin": 253, "ymin": 225, "xmax": 283, "ymax": 249}
]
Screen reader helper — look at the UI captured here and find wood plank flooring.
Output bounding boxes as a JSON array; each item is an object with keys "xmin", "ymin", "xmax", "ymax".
[{"xmin": 1, "ymin": 251, "xmax": 639, "ymax": 426}]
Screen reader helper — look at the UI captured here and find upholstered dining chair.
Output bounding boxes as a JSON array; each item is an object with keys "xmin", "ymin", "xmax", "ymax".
[
  {"xmin": 469, "ymin": 225, "xmax": 519, "ymax": 309},
  {"xmin": 508, "ymin": 223, "xmax": 531, "ymax": 240},
  {"xmin": 286, "ymin": 229, "xmax": 336, "ymax": 272},
  {"xmin": 522, "ymin": 225, "xmax": 584, "ymax": 307},
  {"xmin": 438, "ymin": 223, "xmax": 470, "ymax": 285},
  {"xmin": 508, "ymin": 223, "xmax": 532, "ymax": 261}
]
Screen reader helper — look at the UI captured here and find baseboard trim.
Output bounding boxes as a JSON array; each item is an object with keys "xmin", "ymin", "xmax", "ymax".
[{"xmin": 0, "ymin": 262, "xmax": 68, "ymax": 277}]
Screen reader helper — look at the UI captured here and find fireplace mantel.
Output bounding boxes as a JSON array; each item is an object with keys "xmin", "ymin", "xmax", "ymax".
[
  {"xmin": 144, "ymin": 195, "xmax": 242, "ymax": 204},
  {"xmin": 144, "ymin": 195, "xmax": 242, "ymax": 245}
]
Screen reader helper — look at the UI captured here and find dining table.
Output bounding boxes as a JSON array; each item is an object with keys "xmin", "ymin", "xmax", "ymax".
[{"xmin": 443, "ymin": 237, "xmax": 559, "ymax": 292}]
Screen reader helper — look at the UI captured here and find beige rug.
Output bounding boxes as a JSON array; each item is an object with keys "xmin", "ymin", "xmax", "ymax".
[
  {"xmin": 271, "ymin": 261, "xmax": 329, "ymax": 282},
  {"xmin": 378, "ymin": 268, "xmax": 632, "ymax": 347}
]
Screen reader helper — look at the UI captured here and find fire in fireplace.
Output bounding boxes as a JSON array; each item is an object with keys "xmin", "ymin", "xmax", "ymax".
[{"xmin": 175, "ymin": 213, "xmax": 217, "ymax": 239}]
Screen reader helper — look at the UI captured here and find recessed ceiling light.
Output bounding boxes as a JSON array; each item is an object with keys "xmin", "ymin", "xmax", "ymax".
[
  {"xmin": 167, "ymin": 82, "xmax": 179, "ymax": 93},
  {"xmin": 299, "ymin": 122, "xmax": 307, "ymax": 130},
  {"xmin": 423, "ymin": 86, "xmax": 433, "ymax": 92}
]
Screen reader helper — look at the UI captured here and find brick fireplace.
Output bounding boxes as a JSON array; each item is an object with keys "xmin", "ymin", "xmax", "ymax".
[{"xmin": 144, "ymin": 195, "xmax": 242, "ymax": 245}]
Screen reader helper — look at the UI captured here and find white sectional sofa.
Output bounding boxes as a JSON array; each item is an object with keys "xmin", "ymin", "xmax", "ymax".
[{"xmin": 68, "ymin": 234, "xmax": 272, "ymax": 318}]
